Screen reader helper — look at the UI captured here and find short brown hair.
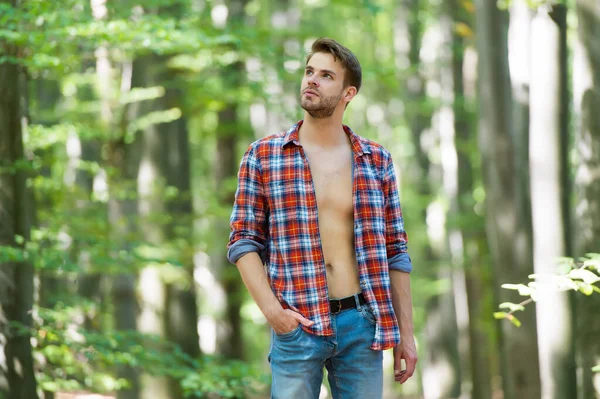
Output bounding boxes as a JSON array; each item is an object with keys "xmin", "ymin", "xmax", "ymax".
[{"xmin": 306, "ymin": 38, "xmax": 362, "ymax": 93}]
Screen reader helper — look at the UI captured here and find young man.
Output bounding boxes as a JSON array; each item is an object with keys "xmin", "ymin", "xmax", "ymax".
[{"xmin": 227, "ymin": 38, "xmax": 417, "ymax": 399}]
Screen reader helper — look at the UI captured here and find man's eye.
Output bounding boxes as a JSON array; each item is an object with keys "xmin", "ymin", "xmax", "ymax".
[
  {"xmin": 306, "ymin": 70, "xmax": 312, "ymax": 75},
  {"xmin": 324, "ymin": 74, "xmax": 331, "ymax": 78}
]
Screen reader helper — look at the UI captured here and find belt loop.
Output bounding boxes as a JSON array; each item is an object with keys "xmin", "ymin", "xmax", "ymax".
[{"xmin": 354, "ymin": 293, "xmax": 362, "ymax": 310}]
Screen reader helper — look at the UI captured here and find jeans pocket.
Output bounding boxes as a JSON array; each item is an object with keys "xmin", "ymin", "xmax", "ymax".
[
  {"xmin": 358, "ymin": 306, "xmax": 377, "ymax": 326},
  {"xmin": 274, "ymin": 324, "xmax": 302, "ymax": 340}
]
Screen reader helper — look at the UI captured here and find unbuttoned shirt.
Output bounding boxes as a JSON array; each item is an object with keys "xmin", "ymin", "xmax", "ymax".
[{"xmin": 227, "ymin": 121, "xmax": 412, "ymax": 350}]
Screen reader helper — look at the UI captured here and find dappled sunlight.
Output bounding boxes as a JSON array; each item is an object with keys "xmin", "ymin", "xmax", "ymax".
[
  {"xmin": 57, "ymin": 394, "xmax": 114, "ymax": 399},
  {"xmin": 211, "ymin": 4, "xmax": 228, "ymax": 28},
  {"xmin": 198, "ymin": 316, "xmax": 217, "ymax": 354},
  {"xmin": 1, "ymin": 0, "xmax": 599, "ymax": 397},
  {"xmin": 194, "ymin": 251, "xmax": 226, "ymax": 354}
]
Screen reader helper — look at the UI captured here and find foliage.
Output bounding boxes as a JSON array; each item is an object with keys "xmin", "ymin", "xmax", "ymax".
[
  {"xmin": 1, "ymin": 0, "xmax": 597, "ymax": 396},
  {"xmin": 494, "ymin": 254, "xmax": 600, "ymax": 371},
  {"xmin": 11, "ymin": 304, "xmax": 267, "ymax": 397}
]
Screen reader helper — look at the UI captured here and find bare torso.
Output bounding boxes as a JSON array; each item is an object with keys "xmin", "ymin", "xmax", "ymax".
[{"xmin": 301, "ymin": 141, "xmax": 361, "ymax": 299}]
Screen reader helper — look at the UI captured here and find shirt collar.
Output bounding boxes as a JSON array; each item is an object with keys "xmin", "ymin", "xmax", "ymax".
[{"xmin": 282, "ymin": 120, "xmax": 371, "ymax": 157}]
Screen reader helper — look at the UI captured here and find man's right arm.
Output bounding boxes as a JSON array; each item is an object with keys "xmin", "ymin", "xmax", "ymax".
[
  {"xmin": 228, "ymin": 145, "xmax": 313, "ymax": 333},
  {"xmin": 235, "ymin": 252, "xmax": 313, "ymax": 334}
]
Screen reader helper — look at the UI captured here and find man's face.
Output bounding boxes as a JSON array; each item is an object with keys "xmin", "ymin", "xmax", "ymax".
[{"xmin": 300, "ymin": 52, "xmax": 347, "ymax": 119}]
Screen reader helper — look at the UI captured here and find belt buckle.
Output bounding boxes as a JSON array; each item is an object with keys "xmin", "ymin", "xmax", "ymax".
[{"xmin": 331, "ymin": 299, "xmax": 342, "ymax": 314}]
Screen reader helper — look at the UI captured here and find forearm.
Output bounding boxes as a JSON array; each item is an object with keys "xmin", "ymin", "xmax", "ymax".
[
  {"xmin": 235, "ymin": 252, "xmax": 283, "ymax": 320},
  {"xmin": 390, "ymin": 270, "xmax": 414, "ymax": 337}
]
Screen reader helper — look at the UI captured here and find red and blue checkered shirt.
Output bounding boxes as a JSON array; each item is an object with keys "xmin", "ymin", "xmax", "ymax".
[{"xmin": 227, "ymin": 121, "xmax": 412, "ymax": 350}]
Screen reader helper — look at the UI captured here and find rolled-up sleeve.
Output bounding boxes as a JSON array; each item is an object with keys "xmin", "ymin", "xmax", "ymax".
[
  {"xmin": 227, "ymin": 144, "xmax": 269, "ymax": 264},
  {"xmin": 382, "ymin": 153, "xmax": 412, "ymax": 273}
]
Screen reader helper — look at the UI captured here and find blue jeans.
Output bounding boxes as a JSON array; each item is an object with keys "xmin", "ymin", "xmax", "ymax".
[{"xmin": 268, "ymin": 295, "xmax": 383, "ymax": 399}]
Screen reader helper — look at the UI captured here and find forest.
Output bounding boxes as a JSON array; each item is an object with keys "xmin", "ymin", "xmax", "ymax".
[{"xmin": 1, "ymin": 0, "xmax": 599, "ymax": 398}]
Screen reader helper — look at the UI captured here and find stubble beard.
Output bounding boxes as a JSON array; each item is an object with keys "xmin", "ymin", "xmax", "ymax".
[{"xmin": 300, "ymin": 90, "xmax": 343, "ymax": 119}]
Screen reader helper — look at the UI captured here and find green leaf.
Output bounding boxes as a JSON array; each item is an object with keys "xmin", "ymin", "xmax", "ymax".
[
  {"xmin": 583, "ymin": 257, "xmax": 600, "ymax": 272},
  {"xmin": 592, "ymin": 365, "xmax": 600, "ymax": 373},
  {"xmin": 493, "ymin": 312, "xmax": 508, "ymax": 320},
  {"xmin": 569, "ymin": 269, "xmax": 600, "ymax": 285},
  {"xmin": 501, "ymin": 283, "xmax": 531, "ymax": 296},
  {"xmin": 554, "ymin": 276, "xmax": 579, "ymax": 291},
  {"xmin": 577, "ymin": 282, "xmax": 595, "ymax": 296},
  {"xmin": 494, "ymin": 312, "xmax": 521, "ymax": 327},
  {"xmin": 508, "ymin": 314, "xmax": 521, "ymax": 327},
  {"xmin": 499, "ymin": 302, "xmax": 525, "ymax": 312}
]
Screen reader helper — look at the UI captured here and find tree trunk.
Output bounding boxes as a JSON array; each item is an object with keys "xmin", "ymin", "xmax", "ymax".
[
  {"xmin": 395, "ymin": 1, "xmax": 462, "ymax": 396},
  {"xmin": 508, "ymin": 0, "xmax": 534, "ymax": 229},
  {"xmin": 573, "ymin": 1, "xmax": 600, "ymax": 398},
  {"xmin": 109, "ymin": 151, "xmax": 141, "ymax": 399},
  {"xmin": 422, "ymin": 5, "xmax": 463, "ymax": 399},
  {"xmin": 474, "ymin": 1, "xmax": 541, "ymax": 398},
  {"xmin": 215, "ymin": 107, "xmax": 245, "ymax": 359},
  {"xmin": 76, "ymin": 0, "xmax": 111, "ymax": 334},
  {"xmin": 109, "ymin": 62, "xmax": 141, "ymax": 399},
  {"xmin": 211, "ymin": 0, "xmax": 249, "ymax": 361},
  {"xmin": 164, "ymin": 76, "xmax": 201, "ymax": 399},
  {"xmin": 132, "ymin": 55, "xmax": 171, "ymax": 399},
  {"xmin": 0, "ymin": 0, "xmax": 39, "ymax": 393},
  {"xmin": 443, "ymin": 1, "xmax": 495, "ymax": 397},
  {"xmin": 529, "ymin": 5, "xmax": 576, "ymax": 399},
  {"xmin": 108, "ymin": 128, "xmax": 141, "ymax": 399}
]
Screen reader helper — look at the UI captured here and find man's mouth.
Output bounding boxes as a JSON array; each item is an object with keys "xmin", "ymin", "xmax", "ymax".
[{"xmin": 303, "ymin": 89, "xmax": 319, "ymax": 97}]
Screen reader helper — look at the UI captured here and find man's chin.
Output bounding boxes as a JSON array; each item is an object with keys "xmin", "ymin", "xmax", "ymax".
[{"xmin": 300, "ymin": 102, "xmax": 319, "ymax": 112}]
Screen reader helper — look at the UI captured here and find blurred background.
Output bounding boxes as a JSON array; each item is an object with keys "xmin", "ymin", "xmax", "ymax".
[{"xmin": 1, "ymin": 0, "xmax": 599, "ymax": 398}]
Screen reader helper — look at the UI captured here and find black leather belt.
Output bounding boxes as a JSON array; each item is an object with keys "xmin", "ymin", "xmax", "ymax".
[{"xmin": 329, "ymin": 293, "xmax": 366, "ymax": 314}]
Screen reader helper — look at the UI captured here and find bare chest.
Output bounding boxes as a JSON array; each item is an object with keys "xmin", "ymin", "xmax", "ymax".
[{"xmin": 303, "ymin": 148, "xmax": 354, "ymax": 213}]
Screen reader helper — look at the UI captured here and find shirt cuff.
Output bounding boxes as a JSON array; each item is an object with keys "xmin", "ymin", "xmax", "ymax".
[
  {"xmin": 388, "ymin": 252, "xmax": 412, "ymax": 273},
  {"xmin": 227, "ymin": 239, "xmax": 267, "ymax": 264}
]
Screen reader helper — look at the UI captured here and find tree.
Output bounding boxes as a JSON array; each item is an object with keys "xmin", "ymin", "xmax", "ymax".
[
  {"xmin": 474, "ymin": 0, "xmax": 541, "ymax": 397},
  {"xmin": 161, "ymin": 9, "xmax": 202, "ymax": 396},
  {"xmin": 416, "ymin": 0, "xmax": 463, "ymax": 395},
  {"xmin": 528, "ymin": 4, "xmax": 576, "ymax": 399},
  {"xmin": 573, "ymin": 1, "xmax": 600, "ymax": 397},
  {"xmin": 443, "ymin": 0, "xmax": 494, "ymax": 397},
  {"xmin": 211, "ymin": 0, "xmax": 250, "ymax": 361},
  {"xmin": 0, "ymin": 1, "xmax": 39, "ymax": 396}
]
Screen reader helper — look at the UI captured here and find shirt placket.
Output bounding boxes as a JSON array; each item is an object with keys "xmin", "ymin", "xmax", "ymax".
[
  {"xmin": 297, "ymin": 146, "xmax": 332, "ymax": 332},
  {"xmin": 353, "ymin": 156, "xmax": 369, "ymax": 296}
]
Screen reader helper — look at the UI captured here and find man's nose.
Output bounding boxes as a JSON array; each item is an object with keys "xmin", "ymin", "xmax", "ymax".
[{"xmin": 307, "ymin": 75, "xmax": 319, "ymax": 87}]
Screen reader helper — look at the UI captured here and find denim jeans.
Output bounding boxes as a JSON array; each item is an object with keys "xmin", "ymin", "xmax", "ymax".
[{"xmin": 268, "ymin": 295, "xmax": 383, "ymax": 399}]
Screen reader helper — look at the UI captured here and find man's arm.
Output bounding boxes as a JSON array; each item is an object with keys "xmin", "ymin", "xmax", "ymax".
[
  {"xmin": 235, "ymin": 252, "xmax": 314, "ymax": 334},
  {"xmin": 390, "ymin": 270, "xmax": 417, "ymax": 384},
  {"xmin": 228, "ymin": 145, "xmax": 312, "ymax": 334},
  {"xmin": 381, "ymin": 152, "xmax": 417, "ymax": 383},
  {"xmin": 228, "ymin": 145, "xmax": 269, "ymax": 256}
]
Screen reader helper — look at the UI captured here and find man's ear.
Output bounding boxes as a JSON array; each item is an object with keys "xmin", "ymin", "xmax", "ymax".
[{"xmin": 344, "ymin": 86, "xmax": 358, "ymax": 103}]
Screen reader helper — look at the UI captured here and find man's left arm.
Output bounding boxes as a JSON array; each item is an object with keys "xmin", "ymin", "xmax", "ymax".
[
  {"xmin": 390, "ymin": 271, "xmax": 417, "ymax": 383},
  {"xmin": 382, "ymin": 152, "xmax": 418, "ymax": 384}
]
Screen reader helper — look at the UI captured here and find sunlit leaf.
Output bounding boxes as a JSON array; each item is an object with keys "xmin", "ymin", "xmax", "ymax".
[
  {"xmin": 569, "ymin": 268, "xmax": 600, "ymax": 285},
  {"xmin": 501, "ymin": 283, "xmax": 531, "ymax": 296},
  {"xmin": 499, "ymin": 302, "xmax": 525, "ymax": 312},
  {"xmin": 507, "ymin": 314, "xmax": 521, "ymax": 327},
  {"xmin": 493, "ymin": 312, "xmax": 508, "ymax": 320},
  {"xmin": 455, "ymin": 22, "xmax": 473, "ymax": 38}
]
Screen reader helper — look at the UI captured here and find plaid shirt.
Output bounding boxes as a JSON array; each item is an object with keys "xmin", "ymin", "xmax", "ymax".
[{"xmin": 227, "ymin": 121, "xmax": 411, "ymax": 350}]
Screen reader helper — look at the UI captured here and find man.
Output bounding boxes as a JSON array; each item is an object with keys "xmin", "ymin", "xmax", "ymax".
[{"xmin": 227, "ymin": 37, "xmax": 417, "ymax": 399}]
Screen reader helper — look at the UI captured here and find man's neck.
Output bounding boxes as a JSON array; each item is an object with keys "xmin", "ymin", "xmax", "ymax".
[{"xmin": 299, "ymin": 112, "xmax": 348, "ymax": 149}]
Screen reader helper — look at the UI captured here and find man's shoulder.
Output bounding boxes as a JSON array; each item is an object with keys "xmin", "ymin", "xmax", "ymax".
[
  {"xmin": 354, "ymin": 134, "xmax": 393, "ymax": 164},
  {"xmin": 245, "ymin": 131, "xmax": 287, "ymax": 154}
]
